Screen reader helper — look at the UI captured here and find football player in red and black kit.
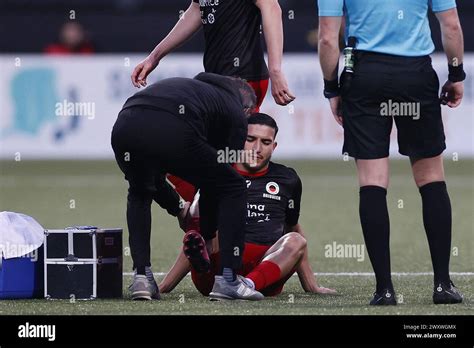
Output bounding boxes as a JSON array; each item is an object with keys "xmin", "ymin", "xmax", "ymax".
[
  {"xmin": 158, "ymin": 114, "xmax": 336, "ymax": 299},
  {"xmin": 131, "ymin": 0, "xmax": 295, "ymax": 203},
  {"xmin": 131, "ymin": 0, "xmax": 295, "ymax": 201},
  {"xmin": 132, "ymin": 0, "xmax": 294, "ymax": 109}
]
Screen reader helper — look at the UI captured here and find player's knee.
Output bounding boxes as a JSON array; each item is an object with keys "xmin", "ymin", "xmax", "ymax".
[
  {"xmin": 357, "ymin": 160, "xmax": 389, "ymax": 188},
  {"xmin": 413, "ymin": 171, "xmax": 445, "ymax": 188},
  {"xmin": 283, "ymin": 232, "xmax": 307, "ymax": 257},
  {"xmin": 414, "ymin": 175, "xmax": 444, "ymax": 188},
  {"xmin": 411, "ymin": 156, "xmax": 445, "ymax": 188},
  {"xmin": 358, "ymin": 172, "xmax": 389, "ymax": 188}
]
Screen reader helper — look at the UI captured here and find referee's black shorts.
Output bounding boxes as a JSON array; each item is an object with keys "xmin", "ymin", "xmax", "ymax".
[{"xmin": 341, "ymin": 51, "xmax": 446, "ymax": 160}]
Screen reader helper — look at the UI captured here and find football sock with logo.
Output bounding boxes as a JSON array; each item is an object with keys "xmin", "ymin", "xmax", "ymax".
[
  {"xmin": 145, "ymin": 266, "xmax": 155, "ymax": 282},
  {"xmin": 222, "ymin": 267, "xmax": 236, "ymax": 282},
  {"xmin": 359, "ymin": 186, "xmax": 393, "ymax": 293},
  {"xmin": 419, "ymin": 181, "xmax": 452, "ymax": 286},
  {"xmin": 246, "ymin": 261, "xmax": 281, "ymax": 291}
]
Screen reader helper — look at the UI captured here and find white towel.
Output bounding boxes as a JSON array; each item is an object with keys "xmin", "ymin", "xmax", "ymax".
[{"xmin": 0, "ymin": 211, "xmax": 44, "ymax": 259}]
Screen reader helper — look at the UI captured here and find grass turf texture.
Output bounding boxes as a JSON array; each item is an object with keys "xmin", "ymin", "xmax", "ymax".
[{"xmin": 0, "ymin": 159, "xmax": 473, "ymax": 315}]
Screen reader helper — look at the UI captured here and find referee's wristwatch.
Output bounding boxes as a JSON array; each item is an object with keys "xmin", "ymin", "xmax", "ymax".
[
  {"xmin": 323, "ymin": 78, "xmax": 340, "ymax": 99},
  {"xmin": 448, "ymin": 63, "xmax": 466, "ymax": 83}
]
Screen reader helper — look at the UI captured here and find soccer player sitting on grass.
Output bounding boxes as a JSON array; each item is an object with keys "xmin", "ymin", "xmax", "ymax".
[{"xmin": 159, "ymin": 113, "xmax": 336, "ymax": 299}]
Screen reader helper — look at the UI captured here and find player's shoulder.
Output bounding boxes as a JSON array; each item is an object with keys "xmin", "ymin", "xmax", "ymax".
[{"xmin": 268, "ymin": 162, "xmax": 301, "ymax": 183}]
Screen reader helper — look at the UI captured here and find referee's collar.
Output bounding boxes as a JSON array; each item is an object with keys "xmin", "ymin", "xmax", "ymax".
[{"xmin": 233, "ymin": 164, "xmax": 269, "ymax": 178}]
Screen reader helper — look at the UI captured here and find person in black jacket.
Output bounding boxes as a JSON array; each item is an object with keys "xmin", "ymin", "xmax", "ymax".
[{"xmin": 111, "ymin": 72, "xmax": 263, "ymax": 301}]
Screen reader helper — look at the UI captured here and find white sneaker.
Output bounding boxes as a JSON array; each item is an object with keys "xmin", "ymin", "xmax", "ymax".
[
  {"xmin": 129, "ymin": 274, "xmax": 160, "ymax": 301},
  {"xmin": 209, "ymin": 275, "xmax": 264, "ymax": 301}
]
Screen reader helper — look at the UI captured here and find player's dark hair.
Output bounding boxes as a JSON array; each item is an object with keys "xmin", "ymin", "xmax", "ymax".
[
  {"xmin": 229, "ymin": 77, "xmax": 257, "ymax": 112},
  {"xmin": 248, "ymin": 113, "xmax": 279, "ymax": 138}
]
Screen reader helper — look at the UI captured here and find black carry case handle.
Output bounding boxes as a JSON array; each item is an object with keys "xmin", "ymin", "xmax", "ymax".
[{"xmin": 66, "ymin": 225, "xmax": 98, "ymax": 230}]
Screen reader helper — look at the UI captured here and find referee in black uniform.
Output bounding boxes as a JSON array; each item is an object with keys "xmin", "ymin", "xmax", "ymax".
[
  {"xmin": 318, "ymin": 0, "xmax": 465, "ymax": 305},
  {"xmin": 111, "ymin": 72, "xmax": 263, "ymax": 301}
]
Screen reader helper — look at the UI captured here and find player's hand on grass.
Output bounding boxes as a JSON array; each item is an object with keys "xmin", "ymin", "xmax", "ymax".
[
  {"xmin": 270, "ymin": 70, "xmax": 296, "ymax": 106},
  {"xmin": 329, "ymin": 95, "xmax": 343, "ymax": 126},
  {"xmin": 131, "ymin": 55, "xmax": 159, "ymax": 88},
  {"xmin": 440, "ymin": 80, "xmax": 463, "ymax": 108},
  {"xmin": 311, "ymin": 286, "xmax": 337, "ymax": 295},
  {"xmin": 177, "ymin": 201, "xmax": 191, "ymax": 231}
]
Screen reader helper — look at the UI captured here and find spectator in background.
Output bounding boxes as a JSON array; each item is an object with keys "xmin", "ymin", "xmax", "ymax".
[{"xmin": 44, "ymin": 22, "xmax": 94, "ymax": 55}]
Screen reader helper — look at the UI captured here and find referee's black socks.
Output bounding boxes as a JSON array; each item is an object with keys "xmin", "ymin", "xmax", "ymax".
[
  {"xmin": 419, "ymin": 181, "xmax": 452, "ymax": 286},
  {"xmin": 359, "ymin": 186, "xmax": 393, "ymax": 293}
]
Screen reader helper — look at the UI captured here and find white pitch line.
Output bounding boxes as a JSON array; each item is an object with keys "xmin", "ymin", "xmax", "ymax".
[{"xmin": 123, "ymin": 272, "xmax": 474, "ymax": 277}]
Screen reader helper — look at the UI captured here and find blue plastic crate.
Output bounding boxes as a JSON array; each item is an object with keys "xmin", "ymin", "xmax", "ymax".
[{"xmin": 0, "ymin": 246, "xmax": 44, "ymax": 299}]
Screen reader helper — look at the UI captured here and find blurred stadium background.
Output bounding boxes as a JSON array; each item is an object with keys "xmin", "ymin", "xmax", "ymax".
[{"xmin": 0, "ymin": 0, "xmax": 472, "ymax": 314}]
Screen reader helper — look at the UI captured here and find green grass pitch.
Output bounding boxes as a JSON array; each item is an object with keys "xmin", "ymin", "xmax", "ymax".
[{"xmin": 0, "ymin": 159, "xmax": 472, "ymax": 315}]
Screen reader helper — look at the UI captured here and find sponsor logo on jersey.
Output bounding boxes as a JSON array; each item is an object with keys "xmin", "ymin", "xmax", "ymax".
[
  {"xmin": 262, "ymin": 193, "xmax": 281, "ymax": 201},
  {"xmin": 265, "ymin": 182, "xmax": 279, "ymax": 195},
  {"xmin": 247, "ymin": 202, "xmax": 270, "ymax": 222},
  {"xmin": 263, "ymin": 181, "xmax": 281, "ymax": 200},
  {"xmin": 198, "ymin": 0, "xmax": 220, "ymax": 7},
  {"xmin": 208, "ymin": 13, "xmax": 215, "ymax": 24}
]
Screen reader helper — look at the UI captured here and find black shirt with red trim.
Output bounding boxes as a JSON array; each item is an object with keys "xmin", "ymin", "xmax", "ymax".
[
  {"xmin": 236, "ymin": 161, "xmax": 302, "ymax": 246},
  {"xmin": 193, "ymin": 0, "xmax": 269, "ymax": 81}
]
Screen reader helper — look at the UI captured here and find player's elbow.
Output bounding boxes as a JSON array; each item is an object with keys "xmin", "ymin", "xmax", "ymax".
[
  {"xmin": 438, "ymin": 11, "xmax": 463, "ymax": 37},
  {"xmin": 257, "ymin": 0, "xmax": 282, "ymax": 17},
  {"xmin": 318, "ymin": 18, "xmax": 341, "ymax": 49},
  {"xmin": 441, "ymin": 21, "xmax": 462, "ymax": 39},
  {"xmin": 273, "ymin": 3, "xmax": 282, "ymax": 18},
  {"xmin": 318, "ymin": 34, "xmax": 339, "ymax": 52}
]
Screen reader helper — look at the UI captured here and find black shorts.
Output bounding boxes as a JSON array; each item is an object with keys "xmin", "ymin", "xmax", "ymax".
[{"xmin": 341, "ymin": 51, "xmax": 446, "ymax": 160}]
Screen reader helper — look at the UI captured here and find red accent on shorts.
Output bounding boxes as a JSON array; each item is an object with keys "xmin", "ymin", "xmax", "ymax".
[
  {"xmin": 239, "ymin": 243, "xmax": 271, "ymax": 275},
  {"xmin": 247, "ymin": 79, "xmax": 269, "ymax": 112},
  {"xmin": 166, "ymin": 174, "xmax": 197, "ymax": 203}
]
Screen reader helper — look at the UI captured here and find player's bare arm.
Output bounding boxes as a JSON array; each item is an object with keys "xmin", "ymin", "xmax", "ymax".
[
  {"xmin": 159, "ymin": 250, "xmax": 191, "ymax": 293},
  {"xmin": 436, "ymin": 8, "xmax": 465, "ymax": 108},
  {"xmin": 288, "ymin": 224, "xmax": 336, "ymax": 294},
  {"xmin": 131, "ymin": 1, "xmax": 202, "ymax": 88},
  {"xmin": 318, "ymin": 16, "xmax": 343, "ymax": 126},
  {"xmin": 255, "ymin": 0, "xmax": 295, "ymax": 106}
]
